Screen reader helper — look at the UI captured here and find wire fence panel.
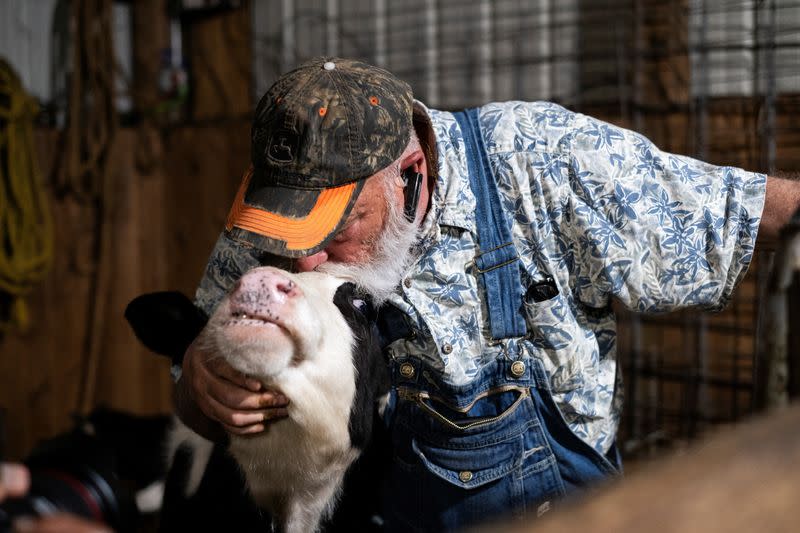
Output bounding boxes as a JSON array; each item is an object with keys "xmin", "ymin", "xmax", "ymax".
[{"xmin": 250, "ymin": 0, "xmax": 800, "ymax": 463}]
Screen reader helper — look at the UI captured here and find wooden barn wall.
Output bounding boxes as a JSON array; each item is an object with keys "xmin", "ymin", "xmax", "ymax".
[
  {"xmin": 0, "ymin": 4, "xmax": 251, "ymax": 460},
  {"xmin": 0, "ymin": 122, "xmax": 250, "ymax": 460}
]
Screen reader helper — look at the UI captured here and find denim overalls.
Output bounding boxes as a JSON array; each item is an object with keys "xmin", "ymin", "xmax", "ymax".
[{"xmin": 379, "ymin": 109, "xmax": 620, "ymax": 532}]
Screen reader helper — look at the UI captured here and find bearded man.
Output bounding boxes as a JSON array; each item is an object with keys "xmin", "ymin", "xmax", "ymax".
[{"xmin": 174, "ymin": 57, "xmax": 798, "ymax": 532}]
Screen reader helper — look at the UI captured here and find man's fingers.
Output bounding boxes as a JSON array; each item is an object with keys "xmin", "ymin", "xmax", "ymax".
[
  {"xmin": 264, "ymin": 407, "xmax": 289, "ymax": 420},
  {"xmin": 1, "ymin": 463, "xmax": 30, "ymax": 501},
  {"xmin": 206, "ymin": 394, "xmax": 266, "ymax": 427},
  {"xmin": 205, "ymin": 357, "xmax": 262, "ymax": 392},
  {"xmin": 203, "ymin": 370, "xmax": 288, "ymax": 411},
  {"xmin": 187, "ymin": 342, "xmax": 261, "ymax": 392},
  {"xmin": 185, "ymin": 341, "xmax": 289, "ymax": 429},
  {"xmin": 203, "ymin": 393, "xmax": 289, "ymax": 429},
  {"xmin": 13, "ymin": 514, "xmax": 112, "ymax": 533},
  {"xmin": 223, "ymin": 422, "xmax": 266, "ymax": 435},
  {"xmin": 222, "ymin": 407, "xmax": 288, "ymax": 435},
  {"xmin": 259, "ymin": 391, "xmax": 289, "ymax": 409}
]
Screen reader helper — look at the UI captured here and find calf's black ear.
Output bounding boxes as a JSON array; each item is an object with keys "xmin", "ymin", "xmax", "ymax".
[{"xmin": 125, "ymin": 291, "xmax": 208, "ymax": 361}]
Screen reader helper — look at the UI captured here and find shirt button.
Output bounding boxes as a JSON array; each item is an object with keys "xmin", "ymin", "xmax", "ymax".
[
  {"xmin": 399, "ymin": 362, "xmax": 415, "ymax": 378},
  {"xmin": 442, "ymin": 343, "xmax": 453, "ymax": 354},
  {"xmin": 510, "ymin": 360, "xmax": 526, "ymax": 377},
  {"xmin": 403, "ymin": 278, "xmax": 412, "ymax": 288},
  {"xmin": 459, "ymin": 471, "xmax": 473, "ymax": 483}
]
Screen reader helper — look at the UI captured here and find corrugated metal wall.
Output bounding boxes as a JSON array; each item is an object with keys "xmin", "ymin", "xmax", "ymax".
[
  {"xmin": 252, "ymin": 0, "xmax": 799, "ymax": 109},
  {"xmin": 252, "ymin": 0, "xmax": 580, "ymax": 109}
]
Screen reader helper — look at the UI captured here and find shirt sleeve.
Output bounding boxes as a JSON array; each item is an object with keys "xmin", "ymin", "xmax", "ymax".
[
  {"xmin": 562, "ymin": 113, "xmax": 766, "ymax": 313},
  {"xmin": 193, "ymin": 231, "xmax": 264, "ymax": 316}
]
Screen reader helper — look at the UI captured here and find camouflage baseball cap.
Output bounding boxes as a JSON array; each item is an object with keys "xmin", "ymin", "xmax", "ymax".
[{"xmin": 225, "ymin": 57, "xmax": 414, "ymax": 257}]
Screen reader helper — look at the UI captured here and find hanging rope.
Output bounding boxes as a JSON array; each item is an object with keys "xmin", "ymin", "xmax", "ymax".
[
  {"xmin": 51, "ymin": 0, "xmax": 118, "ymax": 413},
  {"xmin": 54, "ymin": 0, "xmax": 117, "ymax": 202},
  {"xmin": 0, "ymin": 59, "xmax": 55, "ymax": 333}
]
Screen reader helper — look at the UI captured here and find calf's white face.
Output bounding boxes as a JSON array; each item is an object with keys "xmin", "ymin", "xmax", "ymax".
[
  {"xmin": 125, "ymin": 266, "xmax": 388, "ymax": 533},
  {"xmin": 199, "ymin": 267, "xmax": 357, "ymax": 390},
  {"xmin": 192, "ymin": 266, "xmax": 385, "ymax": 533}
]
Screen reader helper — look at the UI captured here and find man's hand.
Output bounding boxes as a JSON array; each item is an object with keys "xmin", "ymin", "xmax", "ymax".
[
  {"xmin": 12, "ymin": 514, "xmax": 112, "ymax": 533},
  {"xmin": 182, "ymin": 339, "xmax": 289, "ymax": 435},
  {"xmin": 0, "ymin": 463, "xmax": 29, "ymax": 502}
]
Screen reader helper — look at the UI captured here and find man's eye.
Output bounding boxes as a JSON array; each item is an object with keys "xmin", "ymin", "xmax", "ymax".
[{"xmin": 332, "ymin": 225, "xmax": 352, "ymax": 243}]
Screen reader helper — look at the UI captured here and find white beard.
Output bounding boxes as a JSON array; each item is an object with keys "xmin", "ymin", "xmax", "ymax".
[{"xmin": 318, "ymin": 193, "xmax": 420, "ymax": 305}]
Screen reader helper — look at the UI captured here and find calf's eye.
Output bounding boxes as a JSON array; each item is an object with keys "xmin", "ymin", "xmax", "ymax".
[{"xmin": 351, "ymin": 298, "xmax": 376, "ymax": 319}]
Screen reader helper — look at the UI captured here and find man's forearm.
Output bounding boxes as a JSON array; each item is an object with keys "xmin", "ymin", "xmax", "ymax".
[{"xmin": 757, "ymin": 174, "xmax": 800, "ymax": 250}]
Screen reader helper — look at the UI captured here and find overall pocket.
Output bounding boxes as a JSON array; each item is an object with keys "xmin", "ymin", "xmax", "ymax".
[{"xmin": 387, "ymin": 385, "xmax": 565, "ymax": 532}]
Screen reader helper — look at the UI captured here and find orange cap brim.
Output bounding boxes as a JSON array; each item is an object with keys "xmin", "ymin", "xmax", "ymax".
[{"xmin": 225, "ymin": 168, "xmax": 359, "ymax": 253}]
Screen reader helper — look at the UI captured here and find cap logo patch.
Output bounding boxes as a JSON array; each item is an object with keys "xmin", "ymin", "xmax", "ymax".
[{"xmin": 267, "ymin": 129, "xmax": 299, "ymax": 163}]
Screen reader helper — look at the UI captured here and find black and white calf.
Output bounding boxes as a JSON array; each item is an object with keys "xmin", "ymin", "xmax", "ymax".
[{"xmin": 126, "ymin": 266, "xmax": 390, "ymax": 533}]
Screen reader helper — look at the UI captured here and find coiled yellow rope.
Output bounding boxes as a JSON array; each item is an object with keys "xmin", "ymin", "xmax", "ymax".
[{"xmin": 0, "ymin": 59, "xmax": 54, "ymax": 332}]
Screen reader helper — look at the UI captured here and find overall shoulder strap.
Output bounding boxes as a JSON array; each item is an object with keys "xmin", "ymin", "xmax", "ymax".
[{"xmin": 453, "ymin": 108, "xmax": 527, "ymax": 340}]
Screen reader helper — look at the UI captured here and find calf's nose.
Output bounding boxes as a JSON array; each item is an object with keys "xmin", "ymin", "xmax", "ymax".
[{"xmin": 233, "ymin": 269, "xmax": 299, "ymax": 306}]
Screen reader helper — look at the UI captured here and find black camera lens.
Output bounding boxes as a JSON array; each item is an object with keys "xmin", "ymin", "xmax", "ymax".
[{"xmin": 0, "ymin": 430, "xmax": 138, "ymax": 533}]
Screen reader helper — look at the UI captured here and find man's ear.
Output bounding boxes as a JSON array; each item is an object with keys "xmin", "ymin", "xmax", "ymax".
[{"xmin": 125, "ymin": 291, "xmax": 208, "ymax": 361}]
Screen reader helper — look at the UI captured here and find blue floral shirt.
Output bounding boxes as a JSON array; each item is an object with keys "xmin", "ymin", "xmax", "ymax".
[{"xmin": 195, "ymin": 100, "xmax": 765, "ymax": 454}]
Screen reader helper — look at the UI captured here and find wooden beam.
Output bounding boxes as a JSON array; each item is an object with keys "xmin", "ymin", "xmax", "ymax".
[
  {"xmin": 185, "ymin": 3, "xmax": 252, "ymax": 121},
  {"xmin": 131, "ymin": 0, "xmax": 169, "ymax": 117}
]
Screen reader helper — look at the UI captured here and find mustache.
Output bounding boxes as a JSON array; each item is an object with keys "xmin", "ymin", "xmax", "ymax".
[{"xmin": 318, "ymin": 188, "xmax": 421, "ymax": 305}]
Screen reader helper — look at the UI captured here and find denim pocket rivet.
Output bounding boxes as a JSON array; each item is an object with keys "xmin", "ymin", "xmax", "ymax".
[
  {"xmin": 458, "ymin": 471, "xmax": 473, "ymax": 483},
  {"xmin": 400, "ymin": 362, "xmax": 416, "ymax": 378},
  {"xmin": 510, "ymin": 360, "xmax": 526, "ymax": 377}
]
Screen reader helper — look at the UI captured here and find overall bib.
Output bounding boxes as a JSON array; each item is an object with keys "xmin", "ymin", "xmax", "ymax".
[{"xmin": 380, "ymin": 109, "xmax": 619, "ymax": 532}]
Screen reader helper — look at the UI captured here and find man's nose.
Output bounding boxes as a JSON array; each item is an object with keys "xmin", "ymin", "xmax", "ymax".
[{"xmin": 294, "ymin": 250, "xmax": 329, "ymax": 272}]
